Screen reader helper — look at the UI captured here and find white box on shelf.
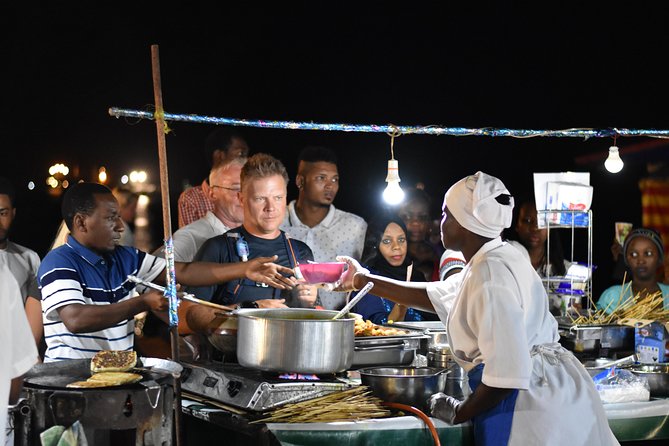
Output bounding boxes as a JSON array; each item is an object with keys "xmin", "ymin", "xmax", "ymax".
[{"xmin": 533, "ymin": 172, "xmax": 592, "ymax": 227}]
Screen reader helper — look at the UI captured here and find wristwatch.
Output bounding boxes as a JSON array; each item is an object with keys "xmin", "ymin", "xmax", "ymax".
[{"xmin": 239, "ymin": 300, "xmax": 259, "ymax": 309}]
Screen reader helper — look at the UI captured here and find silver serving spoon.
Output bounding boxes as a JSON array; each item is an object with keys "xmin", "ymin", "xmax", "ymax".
[{"xmin": 332, "ymin": 281, "xmax": 375, "ymax": 320}]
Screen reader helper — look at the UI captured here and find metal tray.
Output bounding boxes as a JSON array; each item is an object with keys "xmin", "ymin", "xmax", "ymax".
[
  {"xmin": 558, "ymin": 323, "xmax": 634, "ymax": 352},
  {"xmin": 353, "ymin": 331, "xmax": 428, "ymax": 367},
  {"xmin": 354, "ymin": 329, "xmax": 428, "ymax": 346},
  {"xmin": 387, "ymin": 321, "xmax": 446, "ymax": 331}
]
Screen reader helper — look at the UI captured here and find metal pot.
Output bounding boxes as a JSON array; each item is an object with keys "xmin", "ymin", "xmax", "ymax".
[
  {"xmin": 204, "ymin": 311, "xmax": 238, "ymax": 357},
  {"xmin": 630, "ymin": 364, "xmax": 669, "ymax": 397},
  {"xmin": 236, "ymin": 308, "xmax": 355, "ymax": 374},
  {"xmin": 358, "ymin": 366, "xmax": 448, "ymax": 410}
]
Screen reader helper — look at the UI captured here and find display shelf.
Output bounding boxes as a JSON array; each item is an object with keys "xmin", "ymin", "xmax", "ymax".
[{"xmin": 539, "ymin": 210, "xmax": 593, "ymax": 311}]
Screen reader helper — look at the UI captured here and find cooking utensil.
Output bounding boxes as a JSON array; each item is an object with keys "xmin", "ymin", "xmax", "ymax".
[
  {"xmin": 236, "ymin": 308, "xmax": 356, "ymax": 374},
  {"xmin": 629, "ymin": 363, "xmax": 669, "ymax": 397},
  {"xmin": 127, "ymin": 275, "xmax": 233, "ymax": 311},
  {"xmin": 358, "ymin": 366, "xmax": 449, "ymax": 411},
  {"xmin": 333, "ymin": 282, "xmax": 375, "ymax": 320}
]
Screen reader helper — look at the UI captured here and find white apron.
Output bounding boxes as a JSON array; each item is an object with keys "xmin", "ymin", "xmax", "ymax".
[{"xmin": 440, "ymin": 239, "xmax": 618, "ymax": 446}]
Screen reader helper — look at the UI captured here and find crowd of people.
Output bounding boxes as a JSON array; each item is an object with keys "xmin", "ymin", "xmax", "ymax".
[{"xmin": 4, "ymin": 127, "xmax": 667, "ymax": 446}]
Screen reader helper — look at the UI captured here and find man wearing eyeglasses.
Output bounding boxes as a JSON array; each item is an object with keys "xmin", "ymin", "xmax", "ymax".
[
  {"xmin": 188, "ymin": 153, "xmax": 316, "ymax": 309},
  {"xmin": 157, "ymin": 157, "xmax": 247, "ymax": 262},
  {"xmin": 177, "ymin": 129, "xmax": 250, "ymax": 228}
]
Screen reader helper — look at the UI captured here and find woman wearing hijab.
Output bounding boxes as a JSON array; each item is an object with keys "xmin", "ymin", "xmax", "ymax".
[
  {"xmin": 351, "ymin": 215, "xmax": 427, "ymax": 324},
  {"xmin": 597, "ymin": 227, "xmax": 669, "ymax": 313},
  {"xmin": 334, "ymin": 172, "xmax": 617, "ymax": 446}
]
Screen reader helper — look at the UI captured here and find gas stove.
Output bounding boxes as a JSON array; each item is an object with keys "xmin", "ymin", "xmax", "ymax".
[{"xmin": 180, "ymin": 360, "xmax": 355, "ymax": 412}]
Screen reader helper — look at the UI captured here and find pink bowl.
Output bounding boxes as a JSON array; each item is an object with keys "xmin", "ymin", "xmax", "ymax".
[{"xmin": 299, "ymin": 262, "xmax": 346, "ymax": 284}]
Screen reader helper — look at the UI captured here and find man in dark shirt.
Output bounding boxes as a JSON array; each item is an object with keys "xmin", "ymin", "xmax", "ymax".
[{"xmin": 190, "ymin": 153, "xmax": 317, "ymax": 308}]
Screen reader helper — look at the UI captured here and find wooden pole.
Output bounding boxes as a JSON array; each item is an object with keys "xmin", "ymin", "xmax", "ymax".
[{"xmin": 150, "ymin": 44, "xmax": 182, "ymax": 446}]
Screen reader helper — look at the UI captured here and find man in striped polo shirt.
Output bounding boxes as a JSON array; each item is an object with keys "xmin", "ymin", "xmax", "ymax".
[{"xmin": 38, "ymin": 182, "xmax": 295, "ymax": 362}]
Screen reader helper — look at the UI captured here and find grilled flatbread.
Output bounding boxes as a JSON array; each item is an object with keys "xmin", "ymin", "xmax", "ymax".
[
  {"xmin": 88, "ymin": 372, "xmax": 142, "ymax": 386},
  {"xmin": 66, "ymin": 372, "xmax": 142, "ymax": 388},
  {"xmin": 90, "ymin": 350, "xmax": 137, "ymax": 373},
  {"xmin": 66, "ymin": 380, "xmax": 111, "ymax": 388}
]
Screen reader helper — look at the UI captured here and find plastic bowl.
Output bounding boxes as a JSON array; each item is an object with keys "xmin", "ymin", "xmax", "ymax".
[{"xmin": 299, "ymin": 262, "xmax": 346, "ymax": 284}]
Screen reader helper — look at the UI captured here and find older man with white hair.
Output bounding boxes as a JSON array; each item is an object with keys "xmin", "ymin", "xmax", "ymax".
[
  {"xmin": 156, "ymin": 157, "xmax": 247, "ymax": 262},
  {"xmin": 335, "ymin": 171, "xmax": 617, "ymax": 446}
]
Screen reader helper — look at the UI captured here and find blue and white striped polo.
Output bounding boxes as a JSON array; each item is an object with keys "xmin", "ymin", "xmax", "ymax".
[{"xmin": 38, "ymin": 235, "xmax": 165, "ymax": 362}]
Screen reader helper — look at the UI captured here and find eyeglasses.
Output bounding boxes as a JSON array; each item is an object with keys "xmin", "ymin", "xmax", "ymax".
[{"xmin": 211, "ymin": 185, "xmax": 241, "ymax": 193}]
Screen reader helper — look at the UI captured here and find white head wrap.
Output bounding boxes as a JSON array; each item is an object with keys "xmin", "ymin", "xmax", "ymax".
[{"xmin": 445, "ymin": 171, "xmax": 514, "ymax": 238}]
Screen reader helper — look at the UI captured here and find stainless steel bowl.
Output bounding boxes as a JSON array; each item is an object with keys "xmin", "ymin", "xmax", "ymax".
[
  {"xmin": 358, "ymin": 366, "xmax": 448, "ymax": 410},
  {"xmin": 630, "ymin": 364, "xmax": 669, "ymax": 397}
]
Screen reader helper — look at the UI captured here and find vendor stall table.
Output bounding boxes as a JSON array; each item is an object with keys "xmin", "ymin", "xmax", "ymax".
[{"xmin": 182, "ymin": 398, "xmax": 669, "ymax": 445}]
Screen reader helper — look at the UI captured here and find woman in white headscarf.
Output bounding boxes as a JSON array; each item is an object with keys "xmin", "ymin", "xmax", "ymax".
[{"xmin": 335, "ymin": 172, "xmax": 617, "ymax": 446}]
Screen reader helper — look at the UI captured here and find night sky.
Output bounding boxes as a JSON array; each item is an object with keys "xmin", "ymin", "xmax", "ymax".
[{"xmin": 3, "ymin": 3, "xmax": 669, "ymax": 297}]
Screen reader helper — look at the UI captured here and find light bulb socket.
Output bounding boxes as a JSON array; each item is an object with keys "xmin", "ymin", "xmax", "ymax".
[{"xmin": 385, "ymin": 159, "xmax": 401, "ymax": 183}]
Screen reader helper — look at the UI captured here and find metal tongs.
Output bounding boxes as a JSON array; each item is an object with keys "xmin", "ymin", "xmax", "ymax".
[{"xmin": 127, "ymin": 275, "xmax": 233, "ymax": 311}]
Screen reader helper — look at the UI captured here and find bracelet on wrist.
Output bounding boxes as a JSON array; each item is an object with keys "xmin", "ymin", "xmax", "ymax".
[{"xmin": 352, "ymin": 271, "xmax": 366, "ymax": 291}]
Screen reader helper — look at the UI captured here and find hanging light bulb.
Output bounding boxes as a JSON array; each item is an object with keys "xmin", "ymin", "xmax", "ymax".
[
  {"xmin": 382, "ymin": 130, "xmax": 404, "ymax": 205},
  {"xmin": 605, "ymin": 145, "xmax": 624, "ymax": 173},
  {"xmin": 383, "ymin": 159, "xmax": 405, "ymax": 204}
]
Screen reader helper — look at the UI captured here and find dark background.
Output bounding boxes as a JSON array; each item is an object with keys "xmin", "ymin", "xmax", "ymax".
[{"xmin": 2, "ymin": 3, "xmax": 668, "ymax": 298}]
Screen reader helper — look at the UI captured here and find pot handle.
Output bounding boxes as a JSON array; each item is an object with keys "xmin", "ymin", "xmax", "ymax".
[{"xmin": 142, "ymin": 380, "xmax": 162, "ymax": 409}]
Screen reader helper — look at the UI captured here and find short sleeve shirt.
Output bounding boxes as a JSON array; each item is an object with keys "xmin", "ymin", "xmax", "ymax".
[
  {"xmin": 178, "ymin": 184, "xmax": 215, "ymax": 228},
  {"xmin": 445, "ymin": 239, "xmax": 558, "ymax": 389},
  {"xmin": 38, "ymin": 235, "xmax": 165, "ymax": 361},
  {"xmin": 0, "ymin": 240, "xmax": 41, "ymax": 303},
  {"xmin": 281, "ymin": 201, "xmax": 367, "ymax": 309}
]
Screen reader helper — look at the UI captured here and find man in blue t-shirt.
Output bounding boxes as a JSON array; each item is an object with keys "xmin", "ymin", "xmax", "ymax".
[
  {"xmin": 38, "ymin": 182, "xmax": 296, "ymax": 361},
  {"xmin": 189, "ymin": 153, "xmax": 317, "ymax": 308}
]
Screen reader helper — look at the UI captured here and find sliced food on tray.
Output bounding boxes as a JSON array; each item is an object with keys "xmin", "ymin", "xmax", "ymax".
[{"xmin": 354, "ymin": 318, "xmax": 408, "ymax": 337}]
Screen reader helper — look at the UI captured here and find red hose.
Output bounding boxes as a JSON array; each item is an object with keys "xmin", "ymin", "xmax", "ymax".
[{"xmin": 382, "ymin": 402, "xmax": 441, "ymax": 446}]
